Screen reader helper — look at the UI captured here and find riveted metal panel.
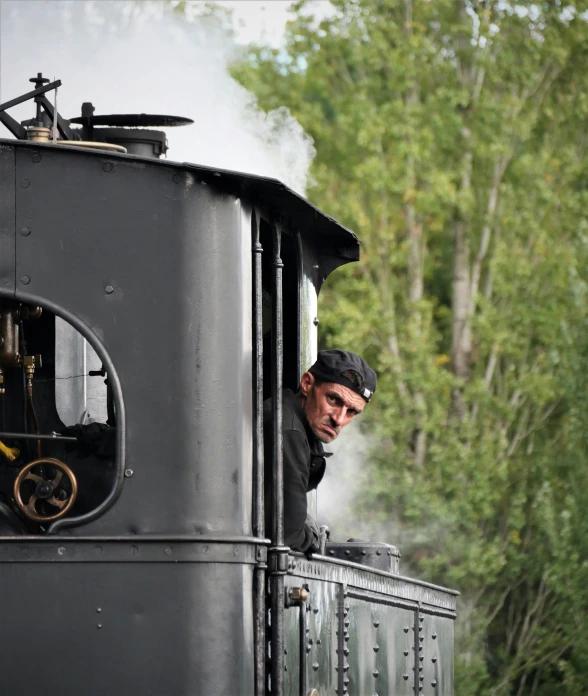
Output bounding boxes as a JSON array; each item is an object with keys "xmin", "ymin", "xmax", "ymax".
[
  {"xmin": 420, "ymin": 613, "xmax": 454, "ymax": 696},
  {"xmin": 284, "ymin": 575, "xmax": 339, "ymax": 696},
  {"xmin": 283, "ymin": 592, "xmax": 301, "ymax": 696},
  {"xmin": 0, "ymin": 537, "xmax": 261, "ymax": 563},
  {"xmin": 374, "ymin": 604, "xmax": 415, "ymax": 696},
  {"xmin": 345, "ymin": 596, "xmax": 418, "ymax": 696},
  {"xmin": 0, "ymin": 560, "xmax": 254, "ymax": 695},
  {"xmin": 0, "ymin": 144, "xmax": 15, "ymax": 294},
  {"xmin": 13, "ymin": 145, "xmax": 253, "ymax": 536},
  {"xmin": 288, "ymin": 555, "xmax": 458, "ymax": 611},
  {"xmin": 345, "ymin": 595, "xmax": 374, "ymax": 695},
  {"xmin": 283, "ymin": 557, "xmax": 456, "ymax": 695}
]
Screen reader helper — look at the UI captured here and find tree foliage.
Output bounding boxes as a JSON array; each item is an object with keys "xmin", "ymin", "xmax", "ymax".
[{"xmin": 231, "ymin": 1, "xmax": 588, "ymax": 693}]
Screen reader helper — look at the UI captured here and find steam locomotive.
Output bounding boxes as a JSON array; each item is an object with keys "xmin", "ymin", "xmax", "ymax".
[{"xmin": 0, "ymin": 74, "xmax": 457, "ymax": 695}]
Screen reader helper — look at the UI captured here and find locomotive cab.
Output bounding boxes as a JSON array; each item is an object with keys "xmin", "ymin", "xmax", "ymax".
[{"xmin": 0, "ymin": 76, "xmax": 457, "ymax": 696}]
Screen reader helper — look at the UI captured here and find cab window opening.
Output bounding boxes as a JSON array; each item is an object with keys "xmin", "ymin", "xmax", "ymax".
[{"xmin": 0, "ymin": 301, "xmax": 117, "ymax": 534}]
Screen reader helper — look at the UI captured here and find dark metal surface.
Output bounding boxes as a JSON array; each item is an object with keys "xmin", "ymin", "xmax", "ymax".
[
  {"xmin": 271, "ymin": 222, "xmax": 284, "ymax": 547},
  {"xmin": 254, "ymin": 566, "xmax": 267, "ymax": 696},
  {"xmin": 421, "ymin": 612, "xmax": 454, "ymax": 695},
  {"xmin": 0, "ymin": 537, "xmax": 264, "ymax": 563},
  {"xmin": 298, "ymin": 594, "xmax": 308, "ymax": 696},
  {"xmin": 337, "ymin": 583, "xmax": 347, "ymax": 695},
  {"xmin": 284, "ymin": 576, "xmax": 340, "ymax": 696},
  {"xmin": 326, "ymin": 539, "xmax": 401, "ymax": 574},
  {"xmin": 0, "ymin": 560, "xmax": 255, "ymax": 695},
  {"xmin": 0, "ymin": 79, "xmax": 61, "ymax": 115},
  {"xmin": 252, "ymin": 208, "xmax": 264, "ymax": 541},
  {"xmin": 0, "ymin": 146, "xmax": 15, "ymax": 295},
  {"xmin": 270, "ymin": 222, "xmax": 285, "ymax": 696},
  {"xmin": 288, "ymin": 554, "xmax": 459, "ymax": 611},
  {"xmin": 283, "ymin": 555, "xmax": 457, "ymax": 695},
  {"xmin": 13, "ymin": 145, "xmax": 253, "ymax": 536},
  {"xmin": 0, "ymin": 138, "xmax": 360, "ymax": 282},
  {"xmin": 69, "ymin": 113, "xmax": 194, "ymax": 128},
  {"xmin": 251, "ymin": 208, "xmax": 267, "ymax": 696},
  {"xmin": 0, "ymin": 431, "xmax": 76, "ymax": 441}
]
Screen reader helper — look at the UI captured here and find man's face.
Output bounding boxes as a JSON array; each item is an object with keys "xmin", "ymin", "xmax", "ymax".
[{"xmin": 299, "ymin": 372, "xmax": 365, "ymax": 444}]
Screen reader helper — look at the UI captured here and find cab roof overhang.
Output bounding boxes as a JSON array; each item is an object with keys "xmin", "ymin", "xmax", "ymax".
[{"xmin": 1, "ymin": 138, "xmax": 361, "ymax": 267}]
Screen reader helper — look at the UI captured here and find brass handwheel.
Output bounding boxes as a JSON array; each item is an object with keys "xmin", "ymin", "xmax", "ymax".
[{"xmin": 14, "ymin": 458, "xmax": 78, "ymax": 522}]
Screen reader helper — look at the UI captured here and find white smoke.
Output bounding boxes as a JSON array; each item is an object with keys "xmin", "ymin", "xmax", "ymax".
[
  {"xmin": 0, "ymin": 0, "xmax": 316, "ymax": 194},
  {"xmin": 316, "ymin": 420, "xmax": 384, "ymax": 541}
]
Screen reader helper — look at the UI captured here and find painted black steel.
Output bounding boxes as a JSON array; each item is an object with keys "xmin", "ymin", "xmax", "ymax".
[
  {"xmin": 347, "ymin": 587, "xmax": 456, "ymax": 620},
  {"xmin": 252, "ymin": 208, "xmax": 264, "ymax": 541},
  {"xmin": 12, "ymin": 146, "xmax": 252, "ymax": 536},
  {"xmin": 0, "ymin": 538, "xmax": 262, "ymax": 563},
  {"xmin": 0, "ymin": 560, "xmax": 255, "ymax": 694},
  {"xmin": 254, "ymin": 566, "xmax": 267, "ymax": 696},
  {"xmin": 288, "ymin": 552, "xmax": 459, "ymax": 609},
  {"xmin": 298, "ymin": 594, "xmax": 308, "ymax": 696},
  {"xmin": 0, "ymin": 138, "xmax": 360, "ymax": 278},
  {"xmin": 326, "ymin": 539, "xmax": 401, "ymax": 573},
  {"xmin": 0, "ymin": 431, "xmax": 76, "ymax": 442},
  {"xmin": 0, "ymin": 146, "xmax": 16, "ymax": 295},
  {"xmin": 337, "ymin": 583, "xmax": 347, "ymax": 695},
  {"xmin": 69, "ymin": 113, "xmax": 194, "ymax": 128},
  {"xmin": 0, "ymin": 111, "xmax": 26, "ymax": 140},
  {"xmin": 270, "ymin": 222, "xmax": 286, "ymax": 696},
  {"xmin": 271, "ymin": 222, "xmax": 284, "ymax": 547},
  {"xmin": 0, "ymin": 79, "xmax": 61, "ymax": 115},
  {"xmin": 252, "ymin": 209, "xmax": 266, "ymax": 696}
]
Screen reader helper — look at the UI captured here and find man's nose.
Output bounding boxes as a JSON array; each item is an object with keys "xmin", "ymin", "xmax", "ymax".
[{"xmin": 330, "ymin": 407, "xmax": 345, "ymax": 427}]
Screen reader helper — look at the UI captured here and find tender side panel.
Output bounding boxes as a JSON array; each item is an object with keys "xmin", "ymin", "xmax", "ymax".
[
  {"xmin": 374, "ymin": 603, "xmax": 415, "ymax": 696},
  {"xmin": 421, "ymin": 613, "xmax": 455, "ymax": 696},
  {"xmin": 283, "ymin": 576, "xmax": 339, "ymax": 696},
  {"xmin": 284, "ymin": 557, "xmax": 457, "ymax": 696},
  {"xmin": 346, "ymin": 595, "xmax": 415, "ymax": 696}
]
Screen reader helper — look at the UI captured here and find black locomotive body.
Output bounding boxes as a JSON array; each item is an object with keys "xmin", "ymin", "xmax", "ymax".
[{"xmin": 0, "ymin": 77, "xmax": 457, "ymax": 695}]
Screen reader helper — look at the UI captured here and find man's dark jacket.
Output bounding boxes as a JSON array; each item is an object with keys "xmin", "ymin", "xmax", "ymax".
[{"xmin": 264, "ymin": 389, "xmax": 327, "ymax": 552}]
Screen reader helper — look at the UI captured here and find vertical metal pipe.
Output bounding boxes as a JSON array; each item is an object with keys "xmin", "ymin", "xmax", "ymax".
[
  {"xmin": 252, "ymin": 209, "xmax": 266, "ymax": 696},
  {"xmin": 270, "ymin": 222, "xmax": 285, "ymax": 696},
  {"xmin": 298, "ymin": 600, "xmax": 308, "ymax": 696},
  {"xmin": 254, "ymin": 566, "xmax": 267, "ymax": 696},
  {"xmin": 271, "ymin": 222, "xmax": 284, "ymax": 548},
  {"xmin": 252, "ymin": 209, "xmax": 264, "ymax": 540}
]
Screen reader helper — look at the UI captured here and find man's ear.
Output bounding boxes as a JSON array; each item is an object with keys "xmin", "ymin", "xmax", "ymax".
[{"xmin": 299, "ymin": 371, "xmax": 314, "ymax": 397}]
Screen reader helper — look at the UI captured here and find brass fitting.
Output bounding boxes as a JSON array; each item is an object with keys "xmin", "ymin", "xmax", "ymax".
[
  {"xmin": 27, "ymin": 127, "xmax": 51, "ymax": 142},
  {"xmin": 289, "ymin": 587, "xmax": 309, "ymax": 603},
  {"xmin": 23, "ymin": 354, "xmax": 42, "ymax": 385}
]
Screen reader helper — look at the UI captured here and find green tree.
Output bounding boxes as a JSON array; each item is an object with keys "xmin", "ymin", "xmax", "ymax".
[{"xmin": 232, "ymin": 1, "xmax": 588, "ymax": 693}]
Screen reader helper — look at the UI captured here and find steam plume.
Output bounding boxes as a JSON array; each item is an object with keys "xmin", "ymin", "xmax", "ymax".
[{"xmin": 0, "ymin": 0, "xmax": 316, "ymax": 194}]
